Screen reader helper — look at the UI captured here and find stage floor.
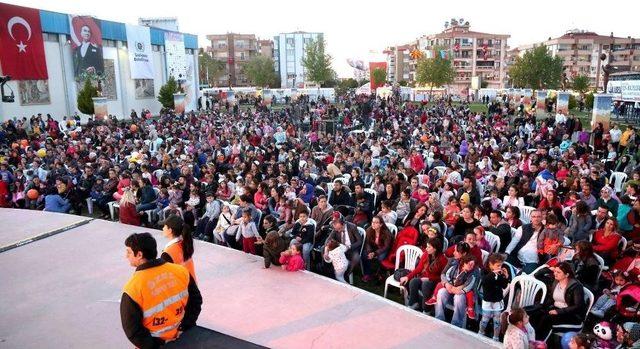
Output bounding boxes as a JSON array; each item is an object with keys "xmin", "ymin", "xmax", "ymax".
[{"xmin": 0, "ymin": 209, "xmax": 499, "ymax": 348}]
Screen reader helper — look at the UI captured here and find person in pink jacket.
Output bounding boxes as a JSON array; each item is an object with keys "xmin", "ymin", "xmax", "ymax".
[{"xmin": 279, "ymin": 243, "xmax": 305, "ymax": 271}]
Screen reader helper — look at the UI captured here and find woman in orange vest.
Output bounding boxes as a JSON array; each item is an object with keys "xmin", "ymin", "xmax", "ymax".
[{"xmin": 161, "ymin": 214, "xmax": 197, "ymax": 281}]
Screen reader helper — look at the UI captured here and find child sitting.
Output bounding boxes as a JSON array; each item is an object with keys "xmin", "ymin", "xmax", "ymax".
[
  {"xmin": 537, "ymin": 213, "xmax": 564, "ymax": 263},
  {"xmin": 323, "ymin": 239, "xmax": 349, "ymax": 283},
  {"xmin": 235, "ymin": 209, "xmax": 260, "ymax": 254},
  {"xmin": 426, "ymin": 254, "xmax": 478, "ymax": 318},
  {"xmin": 378, "ymin": 200, "xmax": 398, "ymax": 225},
  {"xmin": 279, "ymin": 242, "xmax": 305, "ymax": 271},
  {"xmin": 475, "ymin": 226, "xmax": 492, "ymax": 252},
  {"xmin": 479, "ymin": 254, "xmax": 510, "ymax": 341},
  {"xmin": 152, "ymin": 188, "xmax": 170, "ymax": 224},
  {"xmin": 590, "ymin": 270, "xmax": 631, "ymax": 318},
  {"xmin": 488, "ymin": 189, "xmax": 502, "ymax": 211}
]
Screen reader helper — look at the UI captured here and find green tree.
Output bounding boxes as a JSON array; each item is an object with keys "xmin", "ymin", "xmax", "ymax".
[
  {"xmin": 77, "ymin": 78, "xmax": 98, "ymax": 115},
  {"xmin": 157, "ymin": 76, "xmax": 179, "ymax": 109},
  {"xmin": 509, "ymin": 45, "xmax": 564, "ymax": 89},
  {"xmin": 336, "ymin": 78, "xmax": 359, "ymax": 95},
  {"xmin": 415, "ymin": 53, "xmax": 455, "ymax": 98},
  {"xmin": 571, "ymin": 74, "xmax": 591, "ymax": 96},
  {"xmin": 243, "ymin": 55, "xmax": 278, "ymax": 87},
  {"xmin": 198, "ymin": 49, "xmax": 225, "ymax": 87},
  {"xmin": 398, "ymin": 80, "xmax": 408, "ymax": 87},
  {"xmin": 568, "ymin": 94, "xmax": 577, "ymax": 110},
  {"xmin": 585, "ymin": 92, "xmax": 594, "ymax": 110},
  {"xmin": 371, "ymin": 67, "xmax": 387, "ymax": 87},
  {"xmin": 301, "ymin": 37, "xmax": 335, "ymax": 87}
]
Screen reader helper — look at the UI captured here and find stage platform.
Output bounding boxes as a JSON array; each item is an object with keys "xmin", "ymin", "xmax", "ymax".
[{"xmin": 0, "ymin": 209, "xmax": 499, "ymax": 348}]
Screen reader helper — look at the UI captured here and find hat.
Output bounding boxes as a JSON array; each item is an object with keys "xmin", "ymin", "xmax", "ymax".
[
  {"xmin": 332, "ymin": 211, "xmax": 344, "ymax": 225},
  {"xmin": 460, "ymin": 193, "xmax": 470, "ymax": 205},
  {"xmin": 624, "ymin": 322, "xmax": 640, "ymax": 342}
]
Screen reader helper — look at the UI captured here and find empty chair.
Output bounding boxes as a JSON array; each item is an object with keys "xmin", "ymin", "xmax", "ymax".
[
  {"xmin": 383, "ymin": 245, "xmax": 423, "ymax": 300},
  {"xmin": 505, "ymin": 274, "xmax": 547, "ymax": 310}
]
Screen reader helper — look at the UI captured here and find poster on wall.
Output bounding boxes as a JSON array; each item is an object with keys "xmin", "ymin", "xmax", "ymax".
[
  {"xmin": 165, "ymin": 32, "xmax": 186, "ymax": 81},
  {"xmin": 179, "ymin": 56, "xmax": 196, "ymax": 111},
  {"xmin": 19, "ymin": 80, "xmax": 50, "ymax": 105},
  {"xmin": 135, "ymin": 79, "xmax": 155, "ymax": 99},
  {"xmin": 68, "ymin": 15, "xmax": 104, "ymax": 78},
  {"xmin": 125, "ymin": 24, "xmax": 154, "ymax": 79},
  {"xmin": 75, "ymin": 59, "xmax": 117, "ymax": 100},
  {"xmin": 557, "ymin": 91, "xmax": 570, "ymax": 114}
]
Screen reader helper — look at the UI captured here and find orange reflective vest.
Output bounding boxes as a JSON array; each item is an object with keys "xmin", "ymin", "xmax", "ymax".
[
  {"xmin": 123, "ymin": 261, "xmax": 190, "ymax": 341},
  {"xmin": 164, "ymin": 240, "xmax": 197, "ymax": 282}
]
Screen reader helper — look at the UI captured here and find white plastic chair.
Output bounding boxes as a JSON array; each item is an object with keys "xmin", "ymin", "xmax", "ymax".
[
  {"xmin": 334, "ymin": 177, "xmax": 349, "ymax": 185},
  {"xmin": 619, "ymin": 236, "xmax": 628, "ymax": 252},
  {"xmin": 609, "ymin": 172, "xmax": 628, "ymax": 193},
  {"xmin": 519, "ymin": 206, "xmax": 536, "ymax": 224},
  {"xmin": 505, "ymin": 274, "xmax": 547, "ymax": 310},
  {"xmin": 352, "ymin": 227, "xmax": 367, "ymax": 285},
  {"xmin": 153, "ymin": 169, "xmax": 164, "ymax": 182},
  {"xmin": 364, "ymin": 188, "xmax": 377, "ymax": 207},
  {"xmin": 550, "ymin": 287, "xmax": 594, "ymax": 339},
  {"xmin": 593, "ymin": 253, "xmax": 606, "ymax": 279},
  {"xmin": 484, "ymin": 231, "xmax": 501, "ymax": 253},
  {"xmin": 385, "ymin": 223, "xmax": 398, "ymax": 237},
  {"xmin": 108, "ymin": 201, "xmax": 119, "ymax": 220},
  {"xmin": 383, "ymin": 245, "xmax": 423, "ymax": 299},
  {"xmin": 481, "ymin": 249, "xmax": 489, "ymax": 265},
  {"xmin": 309, "ymin": 173, "xmax": 318, "ymax": 182},
  {"xmin": 563, "ymin": 236, "xmax": 571, "ymax": 246},
  {"xmin": 434, "ymin": 166, "xmax": 447, "ymax": 178}
]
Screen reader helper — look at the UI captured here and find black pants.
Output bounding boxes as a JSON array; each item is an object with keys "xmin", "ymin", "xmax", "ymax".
[
  {"xmin": 407, "ymin": 278, "xmax": 437, "ymax": 310},
  {"xmin": 196, "ymin": 217, "xmax": 218, "ymax": 240},
  {"xmin": 529, "ymin": 306, "xmax": 582, "ymax": 340}
]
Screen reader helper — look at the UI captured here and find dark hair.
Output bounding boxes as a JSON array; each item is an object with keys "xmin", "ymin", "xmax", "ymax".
[
  {"xmin": 574, "ymin": 240, "xmax": 594, "ymax": 260},
  {"xmin": 488, "ymin": 253, "xmax": 505, "ymax": 265},
  {"xmin": 554, "ymin": 261, "xmax": 576, "ymax": 279},
  {"xmin": 455, "ymin": 241, "xmax": 471, "ymax": 255},
  {"xmin": 239, "ymin": 194, "xmax": 253, "ymax": 204},
  {"xmin": 427, "ymin": 237, "xmax": 443, "ymax": 255},
  {"xmin": 546, "ymin": 213, "xmax": 559, "ymax": 225},
  {"xmin": 575, "ymin": 200, "xmax": 589, "ymax": 216},
  {"xmin": 125, "ymin": 232, "xmax": 157, "ymax": 260},
  {"xmin": 490, "ymin": 209, "xmax": 502, "ymax": 218},
  {"xmin": 506, "ymin": 206, "xmax": 520, "ymax": 219},
  {"xmin": 571, "ymin": 333, "xmax": 595, "ymax": 348},
  {"xmin": 163, "ymin": 215, "xmax": 194, "ymax": 260},
  {"xmin": 291, "ymin": 242, "xmax": 302, "ymax": 254},
  {"xmin": 460, "ymin": 254, "xmax": 476, "ymax": 266},
  {"xmin": 507, "ymin": 308, "xmax": 526, "ymax": 325},
  {"xmin": 263, "ymin": 214, "xmax": 278, "ymax": 228}
]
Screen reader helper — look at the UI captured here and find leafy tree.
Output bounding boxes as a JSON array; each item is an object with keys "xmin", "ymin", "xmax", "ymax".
[
  {"xmin": 415, "ymin": 53, "xmax": 455, "ymax": 98},
  {"xmin": 198, "ymin": 49, "xmax": 225, "ymax": 87},
  {"xmin": 77, "ymin": 78, "xmax": 98, "ymax": 115},
  {"xmin": 585, "ymin": 92, "xmax": 594, "ymax": 110},
  {"xmin": 243, "ymin": 55, "xmax": 278, "ymax": 87},
  {"xmin": 336, "ymin": 78, "xmax": 359, "ymax": 95},
  {"xmin": 571, "ymin": 74, "xmax": 591, "ymax": 96},
  {"xmin": 371, "ymin": 68, "xmax": 387, "ymax": 87},
  {"xmin": 398, "ymin": 80, "xmax": 408, "ymax": 87},
  {"xmin": 301, "ymin": 37, "xmax": 335, "ymax": 87},
  {"xmin": 157, "ymin": 76, "xmax": 179, "ymax": 109},
  {"xmin": 568, "ymin": 94, "xmax": 577, "ymax": 110},
  {"xmin": 509, "ymin": 45, "xmax": 564, "ymax": 89}
]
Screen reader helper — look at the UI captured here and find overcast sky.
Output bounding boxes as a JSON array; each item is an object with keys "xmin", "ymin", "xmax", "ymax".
[{"xmin": 7, "ymin": 0, "xmax": 640, "ymax": 77}]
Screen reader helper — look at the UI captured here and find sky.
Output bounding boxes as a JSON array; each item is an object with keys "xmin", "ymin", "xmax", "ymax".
[{"xmin": 6, "ymin": 0, "xmax": 640, "ymax": 78}]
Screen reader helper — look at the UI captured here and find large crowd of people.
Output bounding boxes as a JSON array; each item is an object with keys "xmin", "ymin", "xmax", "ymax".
[{"xmin": 3, "ymin": 90, "xmax": 640, "ymax": 348}]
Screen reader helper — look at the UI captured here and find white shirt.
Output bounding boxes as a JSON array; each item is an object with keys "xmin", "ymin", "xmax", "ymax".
[
  {"xmin": 610, "ymin": 128, "xmax": 622, "ymax": 143},
  {"xmin": 80, "ymin": 42, "xmax": 90, "ymax": 57},
  {"xmin": 505, "ymin": 226, "xmax": 541, "ymax": 265}
]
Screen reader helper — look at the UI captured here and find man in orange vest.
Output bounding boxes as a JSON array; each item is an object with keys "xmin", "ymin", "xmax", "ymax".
[{"xmin": 121, "ymin": 232, "xmax": 202, "ymax": 348}]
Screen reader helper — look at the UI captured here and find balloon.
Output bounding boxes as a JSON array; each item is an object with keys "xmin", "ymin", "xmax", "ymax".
[
  {"xmin": 130, "ymin": 124, "xmax": 138, "ymax": 132},
  {"xmin": 561, "ymin": 331, "xmax": 577, "ymax": 349},
  {"xmin": 36, "ymin": 148, "xmax": 47, "ymax": 158},
  {"xmin": 27, "ymin": 189, "xmax": 39, "ymax": 200}
]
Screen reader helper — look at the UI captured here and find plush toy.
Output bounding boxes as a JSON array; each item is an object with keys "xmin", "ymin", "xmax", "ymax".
[{"xmin": 593, "ymin": 322, "xmax": 616, "ymax": 349}]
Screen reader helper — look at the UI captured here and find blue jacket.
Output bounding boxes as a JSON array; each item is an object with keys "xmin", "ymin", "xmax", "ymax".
[{"xmin": 44, "ymin": 194, "xmax": 71, "ymax": 213}]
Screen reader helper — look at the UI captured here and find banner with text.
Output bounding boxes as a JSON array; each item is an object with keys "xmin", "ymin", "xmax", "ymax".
[
  {"xmin": 126, "ymin": 24, "xmax": 154, "ymax": 79},
  {"xmin": 165, "ymin": 32, "xmax": 186, "ymax": 81},
  {"xmin": 606, "ymin": 80, "xmax": 640, "ymax": 102}
]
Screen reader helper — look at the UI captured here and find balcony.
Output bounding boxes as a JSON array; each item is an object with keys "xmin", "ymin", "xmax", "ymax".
[{"xmin": 454, "ymin": 76, "xmax": 471, "ymax": 82}]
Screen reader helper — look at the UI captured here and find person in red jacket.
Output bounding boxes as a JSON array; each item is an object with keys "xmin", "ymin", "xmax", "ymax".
[
  {"xmin": 119, "ymin": 188, "xmax": 141, "ymax": 226},
  {"xmin": 399, "ymin": 237, "xmax": 448, "ymax": 312},
  {"xmin": 593, "ymin": 217, "xmax": 622, "ymax": 265},
  {"xmin": 446, "ymin": 230, "xmax": 484, "ymax": 268}
]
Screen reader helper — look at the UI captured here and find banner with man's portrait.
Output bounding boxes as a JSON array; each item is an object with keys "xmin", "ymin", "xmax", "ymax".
[
  {"xmin": 68, "ymin": 15, "xmax": 104, "ymax": 78},
  {"xmin": 19, "ymin": 80, "xmax": 50, "ymax": 105}
]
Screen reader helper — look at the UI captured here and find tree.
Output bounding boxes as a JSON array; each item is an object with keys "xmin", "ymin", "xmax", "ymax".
[
  {"xmin": 243, "ymin": 55, "xmax": 278, "ymax": 87},
  {"xmin": 371, "ymin": 67, "xmax": 387, "ymax": 87},
  {"xmin": 336, "ymin": 78, "xmax": 359, "ymax": 95},
  {"xmin": 585, "ymin": 92, "xmax": 594, "ymax": 110},
  {"xmin": 301, "ymin": 37, "xmax": 335, "ymax": 87},
  {"xmin": 568, "ymin": 94, "xmax": 577, "ymax": 110},
  {"xmin": 508, "ymin": 45, "xmax": 564, "ymax": 89},
  {"xmin": 198, "ymin": 49, "xmax": 225, "ymax": 87},
  {"xmin": 157, "ymin": 76, "xmax": 179, "ymax": 109},
  {"xmin": 398, "ymin": 80, "xmax": 408, "ymax": 87},
  {"xmin": 415, "ymin": 53, "xmax": 455, "ymax": 98},
  {"xmin": 571, "ymin": 74, "xmax": 590, "ymax": 96},
  {"xmin": 77, "ymin": 78, "xmax": 98, "ymax": 115}
]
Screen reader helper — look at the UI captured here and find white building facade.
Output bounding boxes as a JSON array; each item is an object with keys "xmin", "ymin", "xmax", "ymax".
[{"xmin": 274, "ymin": 32, "xmax": 323, "ymax": 88}]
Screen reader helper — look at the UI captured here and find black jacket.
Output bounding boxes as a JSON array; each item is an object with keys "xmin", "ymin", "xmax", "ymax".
[
  {"xmin": 329, "ymin": 188, "xmax": 353, "ymax": 207},
  {"xmin": 543, "ymin": 279, "xmax": 586, "ymax": 321},
  {"xmin": 488, "ymin": 222, "xmax": 512, "ymax": 253},
  {"xmin": 481, "ymin": 270, "xmax": 510, "ymax": 302},
  {"xmin": 120, "ymin": 259, "xmax": 202, "ymax": 349}
]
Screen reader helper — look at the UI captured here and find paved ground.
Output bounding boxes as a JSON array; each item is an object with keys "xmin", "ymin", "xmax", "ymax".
[{"xmin": 0, "ymin": 209, "xmax": 499, "ymax": 349}]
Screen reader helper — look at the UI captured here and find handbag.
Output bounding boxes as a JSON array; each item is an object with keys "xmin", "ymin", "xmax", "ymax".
[{"xmin": 393, "ymin": 268, "xmax": 410, "ymax": 281}]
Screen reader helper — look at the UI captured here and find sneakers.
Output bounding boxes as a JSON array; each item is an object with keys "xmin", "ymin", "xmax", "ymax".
[
  {"xmin": 425, "ymin": 297, "xmax": 437, "ymax": 306},
  {"xmin": 466, "ymin": 307, "xmax": 476, "ymax": 319}
]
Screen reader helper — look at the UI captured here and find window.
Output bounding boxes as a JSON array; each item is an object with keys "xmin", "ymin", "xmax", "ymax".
[
  {"xmin": 286, "ymin": 38, "xmax": 294, "ymax": 45},
  {"xmin": 43, "ymin": 33, "xmax": 57, "ymax": 42},
  {"xmin": 235, "ymin": 40, "xmax": 246, "ymax": 49}
]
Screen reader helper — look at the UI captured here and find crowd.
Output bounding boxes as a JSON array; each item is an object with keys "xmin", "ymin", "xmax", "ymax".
[{"xmin": 3, "ymin": 90, "xmax": 640, "ymax": 348}]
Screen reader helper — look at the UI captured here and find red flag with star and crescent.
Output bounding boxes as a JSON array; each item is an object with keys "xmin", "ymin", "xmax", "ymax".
[{"xmin": 0, "ymin": 3, "xmax": 48, "ymax": 80}]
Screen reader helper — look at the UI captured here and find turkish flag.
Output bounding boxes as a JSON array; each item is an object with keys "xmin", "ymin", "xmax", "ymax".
[{"xmin": 0, "ymin": 3, "xmax": 48, "ymax": 80}]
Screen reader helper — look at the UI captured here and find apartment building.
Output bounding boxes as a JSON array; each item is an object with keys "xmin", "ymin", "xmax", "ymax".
[
  {"xmin": 383, "ymin": 44, "xmax": 416, "ymax": 83},
  {"xmin": 206, "ymin": 33, "xmax": 273, "ymax": 87},
  {"xmin": 273, "ymin": 31, "xmax": 323, "ymax": 88}
]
